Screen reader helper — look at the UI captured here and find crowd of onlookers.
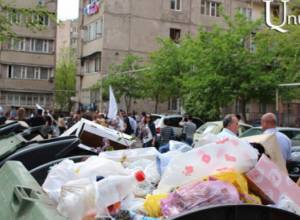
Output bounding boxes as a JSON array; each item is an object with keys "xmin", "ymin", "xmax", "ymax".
[{"xmin": 0, "ymin": 106, "xmax": 199, "ymax": 150}]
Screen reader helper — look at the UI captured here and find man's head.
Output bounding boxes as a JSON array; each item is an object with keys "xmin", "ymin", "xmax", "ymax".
[
  {"xmin": 187, "ymin": 115, "xmax": 193, "ymax": 121},
  {"xmin": 261, "ymin": 113, "xmax": 277, "ymax": 131},
  {"xmin": 223, "ymin": 114, "xmax": 239, "ymax": 134}
]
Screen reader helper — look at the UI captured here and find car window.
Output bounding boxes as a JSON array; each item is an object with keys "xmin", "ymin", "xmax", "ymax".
[
  {"xmin": 151, "ymin": 115, "xmax": 161, "ymax": 122},
  {"xmin": 240, "ymin": 128, "xmax": 262, "ymax": 138},
  {"xmin": 166, "ymin": 117, "xmax": 182, "ymax": 128},
  {"xmin": 192, "ymin": 118, "xmax": 204, "ymax": 128},
  {"xmin": 239, "ymin": 125, "xmax": 252, "ymax": 133},
  {"xmin": 281, "ymin": 130, "xmax": 295, "ymax": 139}
]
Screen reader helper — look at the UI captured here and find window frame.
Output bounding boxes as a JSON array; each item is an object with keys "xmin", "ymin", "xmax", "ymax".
[{"xmin": 170, "ymin": 0, "xmax": 182, "ymax": 11}]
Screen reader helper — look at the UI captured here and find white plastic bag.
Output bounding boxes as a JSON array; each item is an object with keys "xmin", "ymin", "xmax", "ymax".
[
  {"xmin": 169, "ymin": 141, "xmax": 192, "ymax": 152},
  {"xmin": 76, "ymin": 156, "xmax": 129, "ymax": 178},
  {"xmin": 43, "ymin": 156, "xmax": 128, "ymax": 204},
  {"xmin": 193, "ymin": 133, "xmax": 219, "ymax": 148},
  {"xmin": 157, "ymin": 150, "xmax": 183, "ymax": 176},
  {"xmin": 155, "ymin": 137, "xmax": 259, "ymax": 194},
  {"xmin": 57, "ymin": 178, "xmax": 99, "ymax": 220},
  {"xmin": 42, "ymin": 159, "xmax": 78, "ymax": 203},
  {"xmin": 99, "ymin": 147, "xmax": 159, "ymax": 165},
  {"xmin": 127, "ymin": 159, "xmax": 160, "ymax": 197}
]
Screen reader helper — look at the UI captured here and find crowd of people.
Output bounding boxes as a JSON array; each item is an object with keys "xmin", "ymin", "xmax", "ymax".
[{"xmin": 0, "ymin": 105, "xmax": 292, "ymax": 161}]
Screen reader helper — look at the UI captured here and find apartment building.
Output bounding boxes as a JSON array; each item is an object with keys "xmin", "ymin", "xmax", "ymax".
[
  {"xmin": 0, "ymin": 0, "xmax": 57, "ymax": 112},
  {"xmin": 77, "ymin": 0, "xmax": 264, "ymax": 112},
  {"xmin": 56, "ymin": 19, "xmax": 79, "ymax": 63}
]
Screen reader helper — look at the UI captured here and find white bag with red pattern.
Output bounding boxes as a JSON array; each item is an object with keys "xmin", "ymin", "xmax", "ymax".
[{"xmin": 155, "ymin": 137, "xmax": 259, "ymax": 194}]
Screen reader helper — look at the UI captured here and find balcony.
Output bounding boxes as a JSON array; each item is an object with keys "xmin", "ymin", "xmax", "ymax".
[{"xmin": 0, "ymin": 50, "xmax": 55, "ymax": 67}]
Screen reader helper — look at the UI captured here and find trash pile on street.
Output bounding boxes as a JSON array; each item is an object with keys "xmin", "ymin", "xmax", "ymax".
[{"xmin": 42, "ymin": 136, "xmax": 300, "ymax": 220}]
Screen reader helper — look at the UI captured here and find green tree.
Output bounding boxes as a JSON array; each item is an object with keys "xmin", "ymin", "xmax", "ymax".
[
  {"xmin": 0, "ymin": 0, "xmax": 56, "ymax": 42},
  {"xmin": 102, "ymin": 54, "xmax": 145, "ymax": 112},
  {"xmin": 143, "ymin": 39, "xmax": 184, "ymax": 113},
  {"xmin": 55, "ymin": 48, "xmax": 77, "ymax": 112}
]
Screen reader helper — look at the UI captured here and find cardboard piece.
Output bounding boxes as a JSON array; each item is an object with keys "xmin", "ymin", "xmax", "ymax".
[
  {"xmin": 242, "ymin": 133, "xmax": 287, "ymax": 173},
  {"xmin": 246, "ymin": 154, "xmax": 300, "ymax": 207},
  {"xmin": 61, "ymin": 119, "xmax": 136, "ymax": 151}
]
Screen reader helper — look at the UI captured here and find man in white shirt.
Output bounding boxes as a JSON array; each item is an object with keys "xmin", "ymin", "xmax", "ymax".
[
  {"xmin": 218, "ymin": 114, "xmax": 239, "ymax": 138},
  {"xmin": 261, "ymin": 113, "xmax": 291, "ymax": 161}
]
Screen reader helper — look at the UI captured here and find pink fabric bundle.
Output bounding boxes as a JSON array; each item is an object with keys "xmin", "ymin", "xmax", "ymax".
[{"xmin": 160, "ymin": 180, "xmax": 241, "ymax": 217}]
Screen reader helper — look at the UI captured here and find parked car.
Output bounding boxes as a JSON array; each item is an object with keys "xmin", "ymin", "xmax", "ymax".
[
  {"xmin": 240, "ymin": 127, "xmax": 300, "ymax": 146},
  {"xmin": 153, "ymin": 114, "xmax": 204, "ymax": 140},
  {"xmin": 193, "ymin": 121, "xmax": 252, "ymax": 145}
]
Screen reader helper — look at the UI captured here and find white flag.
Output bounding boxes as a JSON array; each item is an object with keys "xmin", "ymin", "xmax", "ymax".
[{"xmin": 107, "ymin": 86, "xmax": 118, "ymax": 119}]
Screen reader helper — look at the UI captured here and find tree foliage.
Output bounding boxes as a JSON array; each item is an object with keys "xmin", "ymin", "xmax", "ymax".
[
  {"xmin": 101, "ymin": 54, "xmax": 145, "ymax": 112},
  {"xmin": 55, "ymin": 48, "xmax": 77, "ymax": 112}
]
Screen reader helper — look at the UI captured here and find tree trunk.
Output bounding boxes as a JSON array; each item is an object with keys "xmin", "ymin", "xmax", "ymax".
[
  {"xmin": 124, "ymin": 96, "xmax": 132, "ymax": 113},
  {"xmin": 240, "ymin": 99, "xmax": 248, "ymax": 123},
  {"xmin": 154, "ymin": 95, "xmax": 159, "ymax": 113}
]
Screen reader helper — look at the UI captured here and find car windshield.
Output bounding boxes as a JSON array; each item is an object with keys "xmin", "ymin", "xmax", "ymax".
[
  {"xmin": 240, "ymin": 128, "xmax": 262, "ymax": 137},
  {"xmin": 197, "ymin": 123, "xmax": 218, "ymax": 135},
  {"xmin": 291, "ymin": 133, "xmax": 300, "ymax": 141}
]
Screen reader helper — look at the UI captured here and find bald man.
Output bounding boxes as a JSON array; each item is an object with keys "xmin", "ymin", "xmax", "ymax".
[{"xmin": 261, "ymin": 113, "xmax": 291, "ymax": 161}]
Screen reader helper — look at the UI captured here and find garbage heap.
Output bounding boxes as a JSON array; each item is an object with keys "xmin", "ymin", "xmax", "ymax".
[{"xmin": 42, "ymin": 137, "xmax": 300, "ymax": 220}]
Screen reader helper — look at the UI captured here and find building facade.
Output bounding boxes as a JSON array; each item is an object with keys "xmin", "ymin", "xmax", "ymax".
[
  {"xmin": 77, "ymin": 0, "xmax": 264, "ymax": 112},
  {"xmin": 0, "ymin": 0, "xmax": 57, "ymax": 112},
  {"xmin": 56, "ymin": 19, "xmax": 79, "ymax": 64}
]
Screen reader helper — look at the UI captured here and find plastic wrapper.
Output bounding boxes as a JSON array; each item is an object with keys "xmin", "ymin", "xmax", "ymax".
[
  {"xmin": 160, "ymin": 180, "xmax": 241, "ymax": 217},
  {"xmin": 156, "ymin": 137, "xmax": 259, "ymax": 193},
  {"xmin": 144, "ymin": 194, "xmax": 168, "ymax": 217},
  {"xmin": 207, "ymin": 170, "xmax": 261, "ymax": 204},
  {"xmin": 169, "ymin": 141, "xmax": 192, "ymax": 152}
]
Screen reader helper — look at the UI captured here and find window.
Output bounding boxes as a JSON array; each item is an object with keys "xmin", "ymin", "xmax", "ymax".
[
  {"xmin": 9, "ymin": 10, "xmax": 21, "ymax": 24},
  {"xmin": 166, "ymin": 117, "xmax": 182, "ymax": 127},
  {"xmin": 10, "ymin": 38, "xmax": 25, "ymax": 51},
  {"xmin": 171, "ymin": 0, "xmax": 181, "ymax": 11},
  {"xmin": 34, "ymin": 39, "xmax": 44, "ymax": 52},
  {"xmin": 240, "ymin": 8, "xmax": 252, "ymax": 20},
  {"xmin": 20, "ymin": 95, "xmax": 26, "ymax": 105},
  {"xmin": 40, "ymin": 68, "xmax": 49, "ymax": 80},
  {"xmin": 95, "ymin": 53, "xmax": 101, "ymax": 72},
  {"xmin": 170, "ymin": 28, "xmax": 181, "ymax": 43},
  {"xmin": 13, "ymin": 66, "xmax": 22, "ymax": 79},
  {"xmin": 85, "ymin": 19, "xmax": 103, "ymax": 42},
  {"xmin": 33, "ymin": 14, "xmax": 49, "ymax": 26},
  {"xmin": 27, "ymin": 96, "xmax": 33, "ymax": 105},
  {"xmin": 200, "ymin": 0, "xmax": 221, "ymax": 17},
  {"xmin": 26, "ymin": 67, "xmax": 35, "ymax": 79},
  {"xmin": 168, "ymin": 98, "xmax": 179, "ymax": 111}
]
